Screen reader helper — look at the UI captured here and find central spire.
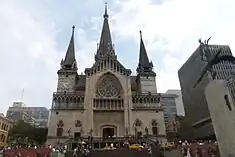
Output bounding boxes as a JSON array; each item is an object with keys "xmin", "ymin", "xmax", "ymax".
[{"xmin": 95, "ymin": 3, "xmax": 115, "ymax": 61}]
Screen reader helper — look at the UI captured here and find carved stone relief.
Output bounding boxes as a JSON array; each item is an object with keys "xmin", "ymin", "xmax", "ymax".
[{"xmin": 97, "ymin": 76, "xmax": 120, "ymax": 97}]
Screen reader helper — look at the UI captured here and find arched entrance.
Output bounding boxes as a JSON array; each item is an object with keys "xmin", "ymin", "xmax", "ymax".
[{"xmin": 101, "ymin": 125, "xmax": 117, "ymax": 138}]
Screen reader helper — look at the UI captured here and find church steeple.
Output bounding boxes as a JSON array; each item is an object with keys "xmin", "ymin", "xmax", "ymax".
[
  {"xmin": 61, "ymin": 26, "xmax": 77, "ymax": 70},
  {"xmin": 95, "ymin": 3, "xmax": 115, "ymax": 61},
  {"xmin": 137, "ymin": 31, "xmax": 155, "ymax": 76}
]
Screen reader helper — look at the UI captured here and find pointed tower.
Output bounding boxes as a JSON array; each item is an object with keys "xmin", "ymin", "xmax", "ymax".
[
  {"xmin": 95, "ymin": 3, "xmax": 116, "ymax": 61},
  {"xmin": 137, "ymin": 31, "xmax": 157, "ymax": 94},
  {"xmin": 57, "ymin": 26, "xmax": 78, "ymax": 92},
  {"xmin": 61, "ymin": 25, "xmax": 77, "ymax": 70}
]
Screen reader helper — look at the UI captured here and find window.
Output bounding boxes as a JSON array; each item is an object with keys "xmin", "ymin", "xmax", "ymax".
[
  {"xmin": 224, "ymin": 95, "xmax": 232, "ymax": 111},
  {"xmin": 75, "ymin": 120, "xmax": 82, "ymax": 127},
  {"xmin": 152, "ymin": 127, "xmax": 158, "ymax": 136},
  {"xmin": 56, "ymin": 128, "xmax": 63, "ymax": 136},
  {"xmin": 74, "ymin": 132, "xmax": 81, "ymax": 138},
  {"xmin": 135, "ymin": 119, "xmax": 142, "ymax": 127},
  {"xmin": 57, "ymin": 120, "xmax": 64, "ymax": 127},
  {"xmin": 151, "ymin": 119, "xmax": 158, "ymax": 136}
]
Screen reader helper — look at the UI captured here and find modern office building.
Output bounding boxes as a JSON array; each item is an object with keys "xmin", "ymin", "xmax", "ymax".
[
  {"xmin": 160, "ymin": 93, "xmax": 178, "ymax": 124},
  {"xmin": 178, "ymin": 44, "xmax": 235, "ymax": 139},
  {"xmin": 6, "ymin": 102, "xmax": 49, "ymax": 128},
  {"xmin": 165, "ymin": 90, "xmax": 185, "ymax": 116}
]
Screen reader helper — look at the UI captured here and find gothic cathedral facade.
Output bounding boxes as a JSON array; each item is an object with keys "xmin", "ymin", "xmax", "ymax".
[{"xmin": 47, "ymin": 5, "xmax": 166, "ymax": 146}]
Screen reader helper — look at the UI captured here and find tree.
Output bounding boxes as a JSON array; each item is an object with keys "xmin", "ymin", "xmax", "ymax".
[{"xmin": 8, "ymin": 120, "xmax": 48, "ymax": 145}]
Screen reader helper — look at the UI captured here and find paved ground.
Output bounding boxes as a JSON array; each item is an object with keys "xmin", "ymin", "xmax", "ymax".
[{"xmin": 164, "ymin": 149, "xmax": 181, "ymax": 157}]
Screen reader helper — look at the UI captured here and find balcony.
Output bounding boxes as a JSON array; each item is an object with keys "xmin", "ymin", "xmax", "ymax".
[
  {"xmin": 52, "ymin": 102, "xmax": 84, "ymax": 110},
  {"xmin": 93, "ymin": 98, "xmax": 124, "ymax": 111}
]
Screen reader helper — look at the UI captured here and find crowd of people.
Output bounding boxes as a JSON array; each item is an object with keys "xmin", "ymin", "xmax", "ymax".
[
  {"xmin": 0, "ymin": 140, "xmax": 220, "ymax": 157},
  {"xmin": 0, "ymin": 143, "xmax": 92, "ymax": 157},
  {"xmin": 0, "ymin": 145, "xmax": 52, "ymax": 157},
  {"xmin": 177, "ymin": 140, "xmax": 219, "ymax": 157}
]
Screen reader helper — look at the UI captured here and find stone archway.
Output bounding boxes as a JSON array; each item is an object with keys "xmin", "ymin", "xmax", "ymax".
[{"xmin": 101, "ymin": 125, "xmax": 117, "ymax": 138}]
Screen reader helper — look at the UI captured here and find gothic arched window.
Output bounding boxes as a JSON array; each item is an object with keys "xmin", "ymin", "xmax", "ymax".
[
  {"xmin": 135, "ymin": 119, "xmax": 142, "ymax": 127},
  {"xmin": 151, "ymin": 119, "xmax": 158, "ymax": 136},
  {"xmin": 57, "ymin": 120, "xmax": 64, "ymax": 127},
  {"xmin": 56, "ymin": 128, "xmax": 63, "ymax": 137},
  {"xmin": 151, "ymin": 120, "xmax": 158, "ymax": 126},
  {"xmin": 152, "ymin": 127, "xmax": 158, "ymax": 136},
  {"xmin": 75, "ymin": 120, "xmax": 82, "ymax": 127},
  {"xmin": 57, "ymin": 120, "xmax": 64, "ymax": 137}
]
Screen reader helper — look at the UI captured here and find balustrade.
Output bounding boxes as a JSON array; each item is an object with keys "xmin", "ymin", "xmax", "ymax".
[{"xmin": 93, "ymin": 99, "xmax": 124, "ymax": 111}]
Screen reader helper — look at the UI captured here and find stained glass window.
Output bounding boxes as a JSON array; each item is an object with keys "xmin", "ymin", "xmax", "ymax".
[{"xmin": 98, "ymin": 76, "xmax": 119, "ymax": 97}]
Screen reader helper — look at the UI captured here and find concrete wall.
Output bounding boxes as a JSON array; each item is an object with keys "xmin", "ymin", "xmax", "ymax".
[{"xmin": 205, "ymin": 80, "xmax": 235, "ymax": 157}]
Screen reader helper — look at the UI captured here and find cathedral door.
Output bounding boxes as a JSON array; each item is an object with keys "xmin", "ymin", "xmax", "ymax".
[{"xmin": 103, "ymin": 128, "xmax": 115, "ymax": 138}]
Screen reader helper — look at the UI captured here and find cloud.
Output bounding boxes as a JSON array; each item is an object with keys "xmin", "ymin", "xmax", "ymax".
[
  {"xmin": 112, "ymin": 0, "xmax": 235, "ymax": 92},
  {"xmin": 1, "ymin": 0, "xmax": 235, "ymax": 114},
  {"xmin": 0, "ymin": 2, "xmax": 62, "ymax": 114},
  {"xmin": 0, "ymin": 0, "xmax": 98, "ymax": 114}
]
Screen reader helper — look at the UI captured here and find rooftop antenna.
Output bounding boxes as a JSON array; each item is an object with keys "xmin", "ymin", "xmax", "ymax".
[{"xmin": 21, "ymin": 88, "xmax": 24, "ymax": 103}]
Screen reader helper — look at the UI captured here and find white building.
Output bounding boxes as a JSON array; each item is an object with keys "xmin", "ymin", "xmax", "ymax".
[{"xmin": 165, "ymin": 90, "xmax": 185, "ymax": 116}]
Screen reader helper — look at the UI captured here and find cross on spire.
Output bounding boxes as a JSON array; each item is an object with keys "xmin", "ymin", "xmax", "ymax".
[
  {"xmin": 95, "ymin": 2, "xmax": 114, "ymax": 61},
  {"xmin": 103, "ymin": 2, "xmax": 109, "ymax": 18},
  {"xmin": 140, "ymin": 30, "xmax": 142, "ymax": 38}
]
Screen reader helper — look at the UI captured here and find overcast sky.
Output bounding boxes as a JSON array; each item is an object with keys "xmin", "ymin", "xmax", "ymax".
[{"xmin": 0, "ymin": 0, "xmax": 234, "ymax": 114}]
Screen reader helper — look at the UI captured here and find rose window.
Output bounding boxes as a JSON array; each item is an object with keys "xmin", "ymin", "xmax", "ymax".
[{"xmin": 97, "ymin": 76, "xmax": 119, "ymax": 97}]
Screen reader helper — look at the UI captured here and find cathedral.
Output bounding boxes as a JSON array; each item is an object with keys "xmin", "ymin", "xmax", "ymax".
[{"xmin": 47, "ymin": 5, "xmax": 166, "ymax": 147}]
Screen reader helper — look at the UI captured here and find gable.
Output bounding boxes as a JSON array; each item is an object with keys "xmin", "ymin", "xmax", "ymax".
[{"xmin": 85, "ymin": 54, "xmax": 131, "ymax": 77}]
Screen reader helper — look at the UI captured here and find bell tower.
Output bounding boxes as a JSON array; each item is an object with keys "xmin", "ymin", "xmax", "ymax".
[
  {"xmin": 57, "ymin": 26, "xmax": 78, "ymax": 92},
  {"xmin": 136, "ymin": 31, "xmax": 157, "ymax": 94}
]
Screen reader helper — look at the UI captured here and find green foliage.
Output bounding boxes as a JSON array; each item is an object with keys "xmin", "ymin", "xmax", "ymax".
[{"xmin": 8, "ymin": 120, "xmax": 48, "ymax": 145}]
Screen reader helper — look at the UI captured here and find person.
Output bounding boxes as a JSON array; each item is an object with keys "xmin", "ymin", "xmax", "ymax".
[
  {"xmin": 148, "ymin": 147, "xmax": 152, "ymax": 155},
  {"xmin": 186, "ymin": 148, "xmax": 191, "ymax": 157},
  {"xmin": 73, "ymin": 148, "xmax": 78, "ymax": 156}
]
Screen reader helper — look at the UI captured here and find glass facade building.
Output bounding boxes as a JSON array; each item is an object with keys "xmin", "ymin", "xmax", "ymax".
[{"xmin": 160, "ymin": 93, "xmax": 177, "ymax": 124}]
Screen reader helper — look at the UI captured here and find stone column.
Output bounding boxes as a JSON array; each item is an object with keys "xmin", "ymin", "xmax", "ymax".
[
  {"xmin": 84, "ymin": 77, "xmax": 94, "ymax": 135},
  {"xmin": 205, "ymin": 80, "xmax": 235, "ymax": 157},
  {"xmin": 124, "ymin": 76, "xmax": 133, "ymax": 135}
]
